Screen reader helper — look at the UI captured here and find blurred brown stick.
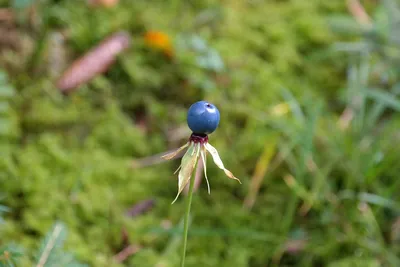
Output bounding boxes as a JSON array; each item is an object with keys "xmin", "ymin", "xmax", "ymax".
[
  {"xmin": 57, "ymin": 31, "xmax": 131, "ymax": 93},
  {"xmin": 347, "ymin": 0, "xmax": 372, "ymax": 28},
  {"xmin": 0, "ymin": 8, "xmax": 13, "ymax": 23},
  {"xmin": 113, "ymin": 244, "xmax": 141, "ymax": 263}
]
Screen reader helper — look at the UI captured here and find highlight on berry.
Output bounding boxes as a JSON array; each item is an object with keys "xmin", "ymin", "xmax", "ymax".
[{"xmin": 187, "ymin": 101, "xmax": 220, "ymax": 135}]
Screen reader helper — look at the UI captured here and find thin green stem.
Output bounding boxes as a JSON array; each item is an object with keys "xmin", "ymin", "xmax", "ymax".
[{"xmin": 180, "ymin": 167, "xmax": 196, "ymax": 267}]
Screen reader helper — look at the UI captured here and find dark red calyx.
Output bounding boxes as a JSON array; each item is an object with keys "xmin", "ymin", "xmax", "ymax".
[{"xmin": 189, "ymin": 133, "xmax": 208, "ymax": 144}]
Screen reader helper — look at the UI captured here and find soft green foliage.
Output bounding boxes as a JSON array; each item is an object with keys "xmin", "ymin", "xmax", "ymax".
[
  {"xmin": 0, "ymin": 71, "xmax": 17, "ymax": 144},
  {"xmin": 33, "ymin": 222, "xmax": 87, "ymax": 267},
  {"xmin": 0, "ymin": 0, "xmax": 399, "ymax": 266},
  {"xmin": 0, "ymin": 242, "xmax": 23, "ymax": 267},
  {"xmin": 0, "ymin": 223, "xmax": 85, "ymax": 266},
  {"xmin": 0, "ymin": 71, "xmax": 14, "ymax": 224},
  {"xmin": 0, "ymin": 202, "xmax": 8, "ymax": 224}
]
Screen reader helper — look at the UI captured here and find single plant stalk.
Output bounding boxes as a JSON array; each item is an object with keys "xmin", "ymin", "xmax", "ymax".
[{"xmin": 180, "ymin": 167, "xmax": 196, "ymax": 267}]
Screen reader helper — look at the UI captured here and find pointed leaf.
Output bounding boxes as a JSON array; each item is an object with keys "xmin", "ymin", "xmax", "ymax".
[
  {"xmin": 365, "ymin": 88, "xmax": 400, "ymax": 112},
  {"xmin": 171, "ymin": 143, "xmax": 200, "ymax": 204},
  {"xmin": 205, "ymin": 143, "xmax": 241, "ymax": 183},
  {"xmin": 161, "ymin": 142, "xmax": 189, "ymax": 160},
  {"xmin": 200, "ymin": 147, "xmax": 211, "ymax": 194}
]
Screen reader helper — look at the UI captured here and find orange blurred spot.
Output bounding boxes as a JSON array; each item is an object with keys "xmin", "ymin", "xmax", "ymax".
[
  {"xmin": 144, "ymin": 31, "xmax": 173, "ymax": 58},
  {"xmin": 88, "ymin": 0, "xmax": 119, "ymax": 7}
]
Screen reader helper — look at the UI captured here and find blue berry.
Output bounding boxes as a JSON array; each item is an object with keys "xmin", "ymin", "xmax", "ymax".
[{"xmin": 187, "ymin": 101, "xmax": 220, "ymax": 135}]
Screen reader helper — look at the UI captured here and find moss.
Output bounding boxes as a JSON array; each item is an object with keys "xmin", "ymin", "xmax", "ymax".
[{"xmin": 1, "ymin": 0, "xmax": 399, "ymax": 266}]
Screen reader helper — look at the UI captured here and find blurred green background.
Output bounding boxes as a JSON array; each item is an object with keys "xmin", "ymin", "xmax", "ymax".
[{"xmin": 1, "ymin": 0, "xmax": 400, "ymax": 266}]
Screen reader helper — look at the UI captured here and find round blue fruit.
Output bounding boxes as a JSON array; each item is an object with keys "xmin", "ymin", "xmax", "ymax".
[{"xmin": 187, "ymin": 101, "xmax": 220, "ymax": 135}]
